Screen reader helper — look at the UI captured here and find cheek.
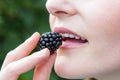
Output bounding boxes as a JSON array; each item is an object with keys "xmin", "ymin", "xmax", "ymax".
[
  {"xmin": 84, "ymin": 1, "xmax": 120, "ymax": 45},
  {"xmin": 81, "ymin": 1, "xmax": 120, "ymax": 28},
  {"xmin": 49, "ymin": 15, "xmax": 56, "ymax": 31},
  {"xmin": 56, "ymin": 1, "xmax": 120, "ymax": 77},
  {"xmin": 84, "ymin": 1, "xmax": 120, "ymax": 74}
]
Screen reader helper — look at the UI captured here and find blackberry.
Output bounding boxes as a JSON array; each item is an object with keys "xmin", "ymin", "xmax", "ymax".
[{"xmin": 39, "ymin": 32, "xmax": 62, "ymax": 55}]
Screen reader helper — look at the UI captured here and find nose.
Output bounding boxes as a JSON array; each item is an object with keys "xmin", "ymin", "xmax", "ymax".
[{"xmin": 46, "ymin": 0, "xmax": 77, "ymax": 17}]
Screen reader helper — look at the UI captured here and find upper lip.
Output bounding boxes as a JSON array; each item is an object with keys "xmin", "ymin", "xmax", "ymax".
[{"xmin": 54, "ymin": 27, "xmax": 81, "ymax": 37}]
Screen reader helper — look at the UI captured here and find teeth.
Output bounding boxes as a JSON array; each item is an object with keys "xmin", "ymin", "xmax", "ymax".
[
  {"xmin": 81, "ymin": 37, "xmax": 86, "ymax": 41},
  {"xmin": 75, "ymin": 36, "xmax": 80, "ymax": 39},
  {"xmin": 69, "ymin": 34, "xmax": 75, "ymax": 38},
  {"xmin": 61, "ymin": 33, "xmax": 81, "ymax": 40},
  {"xmin": 61, "ymin": 33, "xmax": 87, "ymax": 42},
  {"xmin": 62, "ymin": 33, "xmax": 69, "ymax": 38}
]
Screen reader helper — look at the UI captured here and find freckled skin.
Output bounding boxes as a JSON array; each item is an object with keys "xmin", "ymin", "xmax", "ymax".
[{"xmin": 46, "ymin": 0, "xmax": 120, "ymax": 80}]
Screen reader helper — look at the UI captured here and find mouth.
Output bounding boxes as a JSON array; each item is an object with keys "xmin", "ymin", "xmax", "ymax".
[{"xmin": 54, "ymin": 27, "xmax": 88, "ymax": 48}]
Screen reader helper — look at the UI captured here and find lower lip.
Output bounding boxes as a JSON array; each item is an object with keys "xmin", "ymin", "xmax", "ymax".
[{"xmin": 60, "ymin": 39, "xmax": 88, "ymax": 49}]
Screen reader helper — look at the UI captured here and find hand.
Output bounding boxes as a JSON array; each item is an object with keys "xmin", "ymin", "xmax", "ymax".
[{"xmin": 0, "ymin": 32, "xmax": 56, "ymax": 80}]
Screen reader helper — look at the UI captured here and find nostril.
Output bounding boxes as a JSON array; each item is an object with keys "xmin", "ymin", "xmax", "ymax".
[
  {"xmin": 54, "ymin": 11, "xmax": 69, "ymax": 16},
  {"xmin": 46, "ymin": 0, "xmax": 77, "ymax": 17},
  {"xmin": 55, "ymin": 11, "xmax": 68, "ymax": 14}
]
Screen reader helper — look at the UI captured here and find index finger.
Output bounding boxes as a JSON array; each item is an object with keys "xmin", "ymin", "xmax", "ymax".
[{"xmin": 1, "ymin": 32, "xmax": 40, "ymax": 69}]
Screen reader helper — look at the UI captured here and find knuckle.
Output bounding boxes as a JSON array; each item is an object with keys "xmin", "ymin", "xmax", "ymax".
[
  {"xmin": 6, "ymin": 50, "xmax": 16, "ymax": 59},
  {"xmin": 6, "ymin": 50, "xmax": 14, "ymax": 57},
  {"xmin": 6, "ymin": 63, "xmax": 15, "ymax": 72},
  {"xmin": 5, "ymin": 62, "xmax": 18, "ymax": 75}
]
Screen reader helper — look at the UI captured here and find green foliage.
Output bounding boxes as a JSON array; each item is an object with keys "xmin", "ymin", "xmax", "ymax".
[
  {"xmin": 0, "ymin": 0, "xmax": 82, "ymax": 80},
  {"xmin": 0, "ymin": 0, "xmax": 50, "ymax": 66}
]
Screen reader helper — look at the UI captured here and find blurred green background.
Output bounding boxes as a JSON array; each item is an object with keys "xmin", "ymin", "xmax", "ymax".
[{"xmin": 0, "ymin": 0, "xmax": 82, "ymax": 80}]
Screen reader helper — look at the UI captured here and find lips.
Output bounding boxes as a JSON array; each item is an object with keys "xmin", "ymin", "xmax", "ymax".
[{"xmin": 54, "ymin": 27, "xmax": 88, "ymax": 48}]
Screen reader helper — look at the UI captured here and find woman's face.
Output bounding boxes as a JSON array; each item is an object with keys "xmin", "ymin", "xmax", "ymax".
[{"xmin": 46, "ymin": 0, "xmax": 120, "ymax": 79}]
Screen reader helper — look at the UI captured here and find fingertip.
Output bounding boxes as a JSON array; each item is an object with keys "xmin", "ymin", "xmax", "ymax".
[
  {"xmin": 50, "ymin": 52, "xmax": 57, "ymax": 60},
  {"xmin": 25, "ymin": 32, "xmax": 40, "ymax": 43},
  {"xmin": 46, "ymin": 48, "xmax": 51, "ymax": 55},
  {"xmin": 31, "ymin": 32, "xmax": 40, "ymax": 39},
  {"xmin": 40, "ymin": 48, "xmax": 50, "ymax": 56}
]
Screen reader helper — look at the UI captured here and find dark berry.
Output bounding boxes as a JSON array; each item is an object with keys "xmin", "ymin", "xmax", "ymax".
[{"xmin": 39, "ymin": 32, "xmax": 62, "ymax": 55}]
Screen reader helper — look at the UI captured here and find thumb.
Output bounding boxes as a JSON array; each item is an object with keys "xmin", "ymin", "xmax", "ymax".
[{"xmin": 33, "ymin": 53, "xmax": 56, "ymax": 80}]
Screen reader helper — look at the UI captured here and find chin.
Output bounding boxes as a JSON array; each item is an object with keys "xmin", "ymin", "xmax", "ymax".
[
  {"xmin": 54, "ymin": 63, "xmax": 91, "ymax": 79},
  {"xmin": 54, "ymin": 57, "xmax": 75, "ymax": 79},
  {"xmin": 54, "ymin": 52, "xmax": 102, "ymax": 79},
  {"xmin": 54, "ymin": 63, "xmax": 77, "ymax": 79},
  {"xmin": 53, "ymin": 49, "xmax": 93, "ymax": 79},
  {"xmin": 54, "ymin": 57, "xmax": 90, "ymax": 79}
]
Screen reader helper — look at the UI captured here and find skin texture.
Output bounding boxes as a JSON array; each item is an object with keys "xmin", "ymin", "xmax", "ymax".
[{"xmin": 46, "ymin": 0, "xmax": 120, "ymax": 80}]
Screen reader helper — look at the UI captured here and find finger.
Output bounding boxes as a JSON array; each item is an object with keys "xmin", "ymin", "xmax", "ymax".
[
  {"xmin": 0, "ymin": 72, "xmax": 19, "ymax": 80},
  {"xmin": 33, "ymin": 53, "xmax": 56, "ymax": 80},
  {"xmin": 1, "ymin": 48, "xmax": 50, "ymax": 79},
  {"xmin": 1, "ymin": 32, "xmax": 40, "ymax": 69}
]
